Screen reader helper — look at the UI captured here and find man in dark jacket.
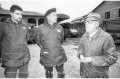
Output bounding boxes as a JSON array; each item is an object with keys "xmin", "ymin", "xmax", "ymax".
[
  {"xmin": 77, "ymin": 12, "xmax": 118, "ymax": 78},
  {"xmin": 34, "ymin": 8, "xmax": 67, "ymax": 78},
  {"xmin": 0, "ymin": 5, "xmax": 31, "ymax": 78}
]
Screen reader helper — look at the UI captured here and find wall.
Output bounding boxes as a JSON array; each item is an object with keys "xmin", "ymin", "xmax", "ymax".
[{"xmin": 93, "ymin": 1, "xmax": 120, "ymax": 21}]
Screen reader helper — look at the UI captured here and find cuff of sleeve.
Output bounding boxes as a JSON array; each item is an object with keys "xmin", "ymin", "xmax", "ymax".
[{"xmin": 91, "ymin": 56, "xmax": 108, "ymax": 66}]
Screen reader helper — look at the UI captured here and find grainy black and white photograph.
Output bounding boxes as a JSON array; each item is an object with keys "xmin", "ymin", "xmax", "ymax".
[{"xmin": 0, "ymin": 0, "xmax": 120, "ymax": 78}]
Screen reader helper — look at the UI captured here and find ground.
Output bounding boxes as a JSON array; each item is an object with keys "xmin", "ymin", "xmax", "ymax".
[
  {"xmin": 0, "ymin": 38, "xmax": 80, "ymax": 78},
  {"xmin": 0, "ymin": 38, "xmax": 120, "ymax": 78}
]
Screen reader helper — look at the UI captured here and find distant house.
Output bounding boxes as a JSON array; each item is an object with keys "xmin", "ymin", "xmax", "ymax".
[
  {"xmin": 92, "ymin": 1, "xmax": 120, "ymax": 21},
  {"xmin": 0, "ymin": 4, "xmax": 44, "ymax": 26},
  {"xmin": 92, "ymin": 1, "xmax": 120, "ymax": 42}
]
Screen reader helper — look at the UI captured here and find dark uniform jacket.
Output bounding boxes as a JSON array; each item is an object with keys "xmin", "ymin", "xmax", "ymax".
[
  {"xmin": 78, "ymin": 28, "xmax": 118, "ymax": 78},
  {"xmin": 34, "ymin": 21, "xmax": 67, "ymax": 67},
  {"xmin": 0, "ymin": 18, "xmax": 31, "ymax": 67}
]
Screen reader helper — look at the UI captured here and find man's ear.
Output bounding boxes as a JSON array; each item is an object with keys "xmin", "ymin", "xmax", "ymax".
[{"xmin": 95, "ymin": 21, "xmax": 99, "ymax": 27}]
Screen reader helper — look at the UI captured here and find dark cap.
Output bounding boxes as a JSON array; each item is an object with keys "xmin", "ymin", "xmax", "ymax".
[
  {"xmin": 44, "ymin": 8, "xmax": 56, "ymax": 17},
  {"xmin": 10, "ymin": 5, "xmax": 23, "ymax": 12}
]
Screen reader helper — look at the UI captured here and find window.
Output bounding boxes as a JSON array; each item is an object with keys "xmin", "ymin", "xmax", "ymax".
[
  {"xmin": 28, "ymin": 18, "xmax": 36, "ymax": 25},
  {"xmin": 1, "ymin": 18, "xmax": 7, "ymax": 22},
  {"xmin": 119, "ymin": 9, "xmax": 120, "ymax": 17},
  {"xmin": 105, "ymin": 12, "xmax": 110, "ymax": 19}
]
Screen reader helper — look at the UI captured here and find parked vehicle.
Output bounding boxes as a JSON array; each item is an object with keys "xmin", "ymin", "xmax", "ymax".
[
  {"xmin": 102, "ymin": 20, "xmax": 120, "ymax": 43},
  {"xmin": 59, "ymin": 22, "xmax": 71, "ymax": 40},
  {"xmin": 27, "ymin": 23, "xmax": 36, "ymax": 44},
  {"xmin": 70, "ymin": 28, "xmax": 78, "ymax": 37}
]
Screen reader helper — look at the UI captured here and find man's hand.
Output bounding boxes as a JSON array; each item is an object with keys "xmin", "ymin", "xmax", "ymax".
[
  {"xmin": 80, "ymin": 55, "xmax": 84, "ymax": 60},
  {"xmin": 80, "ymin": 55, "xmax": 92, "ymax": 63}
]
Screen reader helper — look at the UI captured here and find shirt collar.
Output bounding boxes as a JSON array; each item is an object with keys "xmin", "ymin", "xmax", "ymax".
[
  {"xmin": 11, "ymin": 18, "xmax": 23, "ymax": 24},
  {"xmin": 45, "ymin": 20, "xmax": 58, "ymax": 29},
  {"xmin": 6, "ymin": 18, "xmax": 23, "ymax": 26}
]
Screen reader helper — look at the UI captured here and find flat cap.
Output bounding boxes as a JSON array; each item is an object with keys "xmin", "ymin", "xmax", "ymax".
[
  {"xmin": 86, "ymin": 12, "xmax": 102, "ymax": 21},
  {"xmin": 44, "ymin": 8, "xmax": 56, "ymax": 17}
]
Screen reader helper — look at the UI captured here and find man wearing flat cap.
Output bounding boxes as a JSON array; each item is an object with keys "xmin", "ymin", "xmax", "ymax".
[
  {"xmin": 77, "ymin": 12, "xmax": 118, "ymax": 78},
  {"xmin": 34, "ymin": 8, "xmax": 67, "ymax": 78}
]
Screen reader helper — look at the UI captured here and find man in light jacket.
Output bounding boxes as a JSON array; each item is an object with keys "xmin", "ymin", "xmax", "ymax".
[{"xmin": 77, "ymin": 12, "xmax": 118, "ymax": 78}]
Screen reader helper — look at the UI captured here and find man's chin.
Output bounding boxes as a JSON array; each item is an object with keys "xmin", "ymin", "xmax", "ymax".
[
  {"xmin": 17, "ymin": 20, "xmax": 21, "ymax": 22},
  {"xmin": 86, "ymin": 30, "xmax": 89, "ymax": 33},
  {"xmin": 86, "ymin": 30, "xmax": 91, "ymax": 33},
  {"xmin": 54, "ymin": 21, "xmax": 57, "ymax": 23}
]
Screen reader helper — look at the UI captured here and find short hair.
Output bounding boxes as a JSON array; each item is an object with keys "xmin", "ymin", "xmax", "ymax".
[{"xmin": 10, "ymin": 5, "xmax": 23, "ymax": 12}]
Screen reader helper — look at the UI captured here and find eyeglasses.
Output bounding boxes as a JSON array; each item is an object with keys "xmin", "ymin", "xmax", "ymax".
[{"xmin": 84, "ymin": 20, "xmax": 97, "ymax": 24}]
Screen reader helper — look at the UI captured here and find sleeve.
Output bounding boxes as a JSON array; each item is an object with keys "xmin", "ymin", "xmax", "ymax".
[
  {"xmin": 0, "ymin": 23, "xmax": 4, "ymax": 57},
  {"xmin": 91, "ymin": 36, "xmax": 118, "ymax": 67},
  {"xmin": 33, "ymin": 27, "xmax": 42, "ymax": 47},
  {"xmin": 77, "ymin": 36, "xmax": 84, "ymax": 59},
  {"xmin": 26, "ymin": 26, "xmax": 30, "ymax": 42},
  {"xmin": 61, "ymin": 27, "xmax": 65, "ymax": 44}
]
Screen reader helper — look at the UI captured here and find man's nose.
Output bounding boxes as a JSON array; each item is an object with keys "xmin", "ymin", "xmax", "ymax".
[{"xmin": 19, "ymin": 15, "xmax": 22, "ymax": 18}]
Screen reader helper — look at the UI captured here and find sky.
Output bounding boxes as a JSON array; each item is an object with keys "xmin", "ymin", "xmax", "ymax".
[{"xmin": 0, "ymin": 0, "xmax": 103, "ymax": 21}]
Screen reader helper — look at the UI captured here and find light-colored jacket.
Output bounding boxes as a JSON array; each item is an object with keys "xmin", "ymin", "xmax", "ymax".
[{"xmin": 78, "ymin": 27, "xmax": 118, "ymax": 78}]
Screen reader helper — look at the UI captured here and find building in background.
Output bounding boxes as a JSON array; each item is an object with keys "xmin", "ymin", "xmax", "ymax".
[
  {"xmin": 72, "ymin": 1, "xmax": 120, "ymax": 41},
  {"xmin": 93, "ymin": 1, "xmax": 120, "ymax": 21},
  {"xmin": 0, "ymin": 4, "xmax": 44, "ymax": 26},
  {"xmin": 92, "ymin": 1, "xmax": 120, "ymax": 43}
]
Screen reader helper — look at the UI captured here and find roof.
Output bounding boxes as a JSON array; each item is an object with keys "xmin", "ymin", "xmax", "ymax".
[
  {"xmin": 71, "ymin": 12, "xmax": 90, "ymax": 23},
  {"xmin": 92, "ymin": 1, "xmax": 120, "ymax": 13},
  {"xmin": 92, "ymin": 1, "xmax": 105, "ymax": 12},
  {"xmin": 0, "ymin": 8, "xmax": 43, "ymax": 16}
]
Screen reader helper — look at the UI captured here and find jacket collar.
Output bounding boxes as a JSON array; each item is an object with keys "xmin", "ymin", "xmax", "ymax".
[
  {"xmin": 5, "ymin": 18, "xmax": 23, "ymax": 25},
  {"xmin": 84, "ymin": 27, "xmax": 104, "ymax": 39}
]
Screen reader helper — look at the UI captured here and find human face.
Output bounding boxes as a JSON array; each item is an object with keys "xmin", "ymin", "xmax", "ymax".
[
  {"xmin": 47, "ymin": 12, "xmax": 57, "ymax": 24},
  {"xmin": 10, "ymin": 10, "xmax": 22, "ymax": 22},
  {"xmin": 84, "ymin": 17, "xmax": 99, "ymax": 33}
]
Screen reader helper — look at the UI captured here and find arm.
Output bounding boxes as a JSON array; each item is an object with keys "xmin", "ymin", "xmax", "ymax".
[
  {"xmin": 61, "ymin": 27, "xmax": 65, "ymax": 43},
  {"xmin": 77, "ymin": 37, "xmax": 84, "ymax": 59},
  {"xmin": 26, "ymin": 26, "xmax": 30, "ymax": 42},
  {"xmin": 33, "ymin": 27, "xmax": 42, "ymax": 47},
  {"xmin": 0, "ymin": 23, "xmax": 4, "ymax": 57},
  {"xmin": 90, "ymin": 36, "xmax": 118, "ymax": 67}
]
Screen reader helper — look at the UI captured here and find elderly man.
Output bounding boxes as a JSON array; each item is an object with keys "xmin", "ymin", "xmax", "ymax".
[
  {"xmin": 77, "ymin": 12, "xmax": 118, "ymax": 78},
  {"xmin": 0, "ymin": 5, "xmax": 30, "ymax": 78},
  {"xmin": 34, "ymin": 8, "xmax": 67, "ymax": 78}
]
